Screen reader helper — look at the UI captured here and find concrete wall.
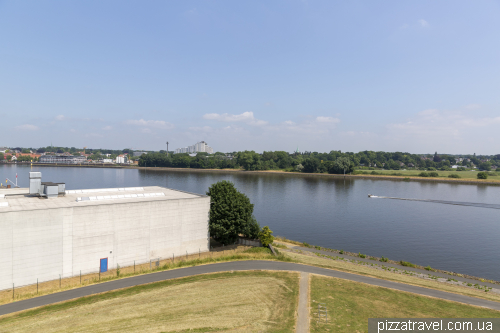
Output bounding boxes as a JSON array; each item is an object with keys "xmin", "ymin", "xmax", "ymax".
[{"xmin": 0, "ymin": 197, "xmax": 210, "ymax": 290}]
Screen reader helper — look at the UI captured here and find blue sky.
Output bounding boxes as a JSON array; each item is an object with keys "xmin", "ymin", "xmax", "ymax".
[{"xmin": 1, "ymin": 1, "xmax": 499, "ymax": 154}]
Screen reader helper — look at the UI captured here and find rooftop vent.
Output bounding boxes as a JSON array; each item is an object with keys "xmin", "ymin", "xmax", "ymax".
[{"xmin": 29, "ymin": 172, "xmax": 65, "ymax": 198}]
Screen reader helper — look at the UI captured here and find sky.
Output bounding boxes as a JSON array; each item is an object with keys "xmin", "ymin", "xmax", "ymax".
[{"xmin": 1, "ymin": 1, "xmax": 499, "ymax": 154}]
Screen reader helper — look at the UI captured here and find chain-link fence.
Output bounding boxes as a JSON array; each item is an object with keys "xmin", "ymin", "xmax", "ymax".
[{"xmin": 1, "ymin": 244, "xmax": 249, "ymax": 305}]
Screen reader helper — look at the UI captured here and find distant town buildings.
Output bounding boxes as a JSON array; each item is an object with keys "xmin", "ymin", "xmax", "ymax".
[
  {"xmin": 116, "ymin": 155, "xmax": 128, "ymax": 164},
  {"xmin": 175, "ymin": 141, "xmax": 213, "ymax": 154},
  {"xmin": 39, "ymin": 155, "xmax": 87, "ymax": 164}
]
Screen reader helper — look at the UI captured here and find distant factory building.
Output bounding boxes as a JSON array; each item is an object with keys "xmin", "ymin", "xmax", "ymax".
[
  {"xmin": 175, "ymin": 141, "xmax": 213, "ymax": 154},
  {"xmin": 39, "ymin": 155, "xmax": 87, "ymax": 164},
  {"xmin": 0, "ymin": 172, "xmax": 210, "ymax": 291}
]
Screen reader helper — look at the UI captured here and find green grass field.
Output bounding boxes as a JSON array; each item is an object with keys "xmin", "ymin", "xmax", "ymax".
[
  {"xmin": 354, "ymin": 169, "xmax": 500, "ymax": 182},
  {"xmin": 310, "ymin": 275, "xmax": 500, "ymax": 333}
]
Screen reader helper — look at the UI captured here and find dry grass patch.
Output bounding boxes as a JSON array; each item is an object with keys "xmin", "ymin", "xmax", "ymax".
[
  {"xmin": 310, "ymin": 275, "xmax": 500, "ymax": 333},
  {"xmin": 284, "ymin": 251, "xmax": 500, "ymax": 303},
  {"xmin": 0, "ymin": 271, "xmax": 299, "ymax": 333}
]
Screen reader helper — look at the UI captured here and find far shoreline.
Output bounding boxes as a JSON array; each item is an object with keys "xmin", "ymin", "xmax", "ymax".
[{"xmin": 3, "ymin": 162, "xmax": 499, "ymax": 186}]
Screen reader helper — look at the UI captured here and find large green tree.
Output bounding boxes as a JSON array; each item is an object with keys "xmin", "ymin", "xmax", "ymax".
[
  {"xmin": 206, "ymin": 181, "xmax": 255, "ymax": 244},
  {"xmin": 328, "ymin": 157, "xmax": 353, "ymax": 175}
]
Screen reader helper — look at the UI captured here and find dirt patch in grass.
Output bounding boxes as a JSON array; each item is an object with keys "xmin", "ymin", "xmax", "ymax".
[
  {"xmin": 0, "ymin": 271, "xmax": 299, "ymax": 333},
  {"xmin": 310, "ymin": 275, "xmax": 500, "ymax": 333},
  {"xmin": 284, "ymin": 252, "xmax": 500, "ymax": 303}
]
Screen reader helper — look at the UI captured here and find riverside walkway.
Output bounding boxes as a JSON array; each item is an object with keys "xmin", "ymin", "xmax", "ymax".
[{"xmin": 1, "ymin": 260, "xmax": 500, "ymax": 318}]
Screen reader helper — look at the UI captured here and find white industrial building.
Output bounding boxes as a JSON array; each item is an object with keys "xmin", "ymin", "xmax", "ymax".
[{"xmin": 0, "ymin": 172, "xmax": 210, "ymax": 291}]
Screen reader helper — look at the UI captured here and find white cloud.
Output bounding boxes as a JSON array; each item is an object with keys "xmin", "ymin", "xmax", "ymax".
[
  {"xmin": 102, "ymin": 126, "xmax": 112, "ymax": 130},
  {"xmin": 188, "ymin": 126, "xmax": 213, "ymax": 132},
  {"xmin": 465, "ymin": 104, "xmax": 481, "ymax": 110},
  {"xmin": 418, "ymin": 19, "xmax": 429, "ymax": 28},
  {"xmin": 387, "ymin": 109, "xmax": 500, "ymax": 143},
  {"xmin": 315, "ymin": 116, "xmax": 340, "ymax": 124},
  {"xmin": 55, "ymin": 115, "xmax": 65, "ymax": 121},
  {"xmin": 15, "ymin": 124, "xmax": 38, "ymax": 131},
  {"xmin": 203, "ymin": 112, "xmax": 268, "ymax": 126},
  {"xmin": 125, "ymin": 119, "xmax": 174, "ymax": 129}
]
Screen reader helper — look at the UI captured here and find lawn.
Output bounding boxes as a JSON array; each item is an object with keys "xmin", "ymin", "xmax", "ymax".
[
  {"xmin": 310, "ymin": 275, "xmax": 500, "ymax": 333},
  {"xmin": 354, "ymin": 169, "xmax": 500, "ymax": 182},
  {"xmin": 0, "ymin": 271, "xmax": 299, "ymax": 333}
]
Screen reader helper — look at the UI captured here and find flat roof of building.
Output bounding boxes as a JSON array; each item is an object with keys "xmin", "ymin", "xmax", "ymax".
[{"xmin": 0, "ymin": 186, "xmax": 206, "ymax": 212}]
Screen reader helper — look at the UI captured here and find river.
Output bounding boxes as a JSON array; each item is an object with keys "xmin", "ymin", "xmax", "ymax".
[{"xmin": 2, "ymin": 164, "xmax": 500, "ymax": 281}]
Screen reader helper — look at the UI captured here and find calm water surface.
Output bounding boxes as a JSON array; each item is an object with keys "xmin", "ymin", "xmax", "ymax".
[{"xmin": 3, "ymin": 164, "xmax": 500, "ymax": 280}]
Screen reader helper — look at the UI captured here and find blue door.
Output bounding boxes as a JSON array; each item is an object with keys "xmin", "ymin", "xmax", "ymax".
[{"xmin": 100, "ymin": 258, "xmax": 108, "ymax": 273}]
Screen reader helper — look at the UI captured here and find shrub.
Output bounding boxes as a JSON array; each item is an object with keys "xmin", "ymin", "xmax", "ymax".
[
  {"xmin": 380, "ymin": 256, "xmax": 388, "ymax": 262},
  {"xmin": 425, "ymin": 265, "xmax": 434, "ymax": 271},
  {"xmin": 418, "ymin": 172, "xmax": 429, "ymax": 177},
  {"xmin": 339, "ymin": 250, "xmax": 344, "ymax": 254},
  {"xmin": 302, "ymin": 242, "xmax": 312, "ymax": 248},
  {"xmin": 448, "ymin": 174, "xmax": 460, "ymax": 178},
  {"xmin": 457, "ymin": 167, "xmax": 466, "ymax": 171},
  {"xmin": 258, "ymin": 226, "xmax": 274, "ymax": 247},
  {"xmin": 427, "ymin": 167, "xmax": 436, "ymax": 171},
  {"xmin": 359, "ymin": 253, "xmax": 366, "ymax": 258},
  {"xmin": 429, "ymin": 172, "xmax": 439, "ymax": 177},
  {"xmin": 314, "ymin": 245, "xmax": 321, "ymax": 250},
  {"xmin": 477, "ymin": 172, "xmax": 488, "ymax": 179},
  {"xmin": 399, "ymin": 260, "xmax": 416, "ymax": 268}
]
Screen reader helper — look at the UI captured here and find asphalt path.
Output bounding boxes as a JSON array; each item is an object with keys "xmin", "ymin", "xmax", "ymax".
[{"xmin": 1, "ymin": 261, "xmax": 500, "ymax": 317}]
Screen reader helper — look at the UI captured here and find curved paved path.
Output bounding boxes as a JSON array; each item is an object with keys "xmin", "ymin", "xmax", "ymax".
[{"xmin": 1, "ymin": 261, "xmax": 499, "ymax": 317}]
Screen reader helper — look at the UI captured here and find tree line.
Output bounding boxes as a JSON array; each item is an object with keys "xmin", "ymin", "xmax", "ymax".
[{"xmin": 139, "ymin": 150, "xmax": 500, "ymax": 173}]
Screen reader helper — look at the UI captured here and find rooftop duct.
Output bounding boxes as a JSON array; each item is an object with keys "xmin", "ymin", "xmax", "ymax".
[
  {"xmin": 29, "ymin": 172, "xmax": 65, "ymax": 198},
  {"xmin": 29, "ymin": 172, "xmax": 42, "ymax": 195}
]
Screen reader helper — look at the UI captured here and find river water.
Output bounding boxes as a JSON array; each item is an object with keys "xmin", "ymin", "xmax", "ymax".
[{"xmin": 2, "ymin": 164, "xmax": 500, "ymax": 281}]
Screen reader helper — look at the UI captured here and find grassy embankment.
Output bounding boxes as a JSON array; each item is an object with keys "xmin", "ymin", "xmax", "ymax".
[
  {"xmin": 274, "ymin": 240, "xmax": 500, "ymax": 304},
  {"xmin": 309, "ymin": 275, "xmax": 500, "ymax": 333},
  {"xmin": 1, "ymin": 245, "xmax": 500, "ymax": 332},
  {"xmin": 0, "ymin": 245, "xmax": 285, "ymax": 306},
  {"xmin": 0, "ymin": 271, "xmax": 299, "ymax": 333}
]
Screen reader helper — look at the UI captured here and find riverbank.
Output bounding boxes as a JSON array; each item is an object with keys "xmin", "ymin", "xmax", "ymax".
[
  {"xmin": 132, "ymin": 166, "xmax": 500, "ymax": 186},
  {"xmin": 5, "ymin": 162, "xmax": 499, "ymax": 186},
  {"xmin": 275, "ymin": 237, "xmax": 500, "ymax": 287}
]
